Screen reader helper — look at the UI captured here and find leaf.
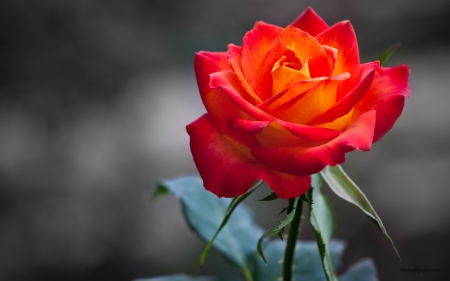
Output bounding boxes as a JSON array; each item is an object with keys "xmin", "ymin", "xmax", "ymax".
[
  {"xmin": 257, "ymin": 198, "xmax": 300, "ymax": 263},
  {"xmin": 340, "ymin": 258, "xmax": 379, "ymax": 281},
  {"xmin": 320, "ymin": 165, "xmax": 401, "ymax": 261},
  {"xmin": 157, "ymin": 176, "xmax": 264, "ymax": 271},
  {"xmin": 258, "ymin": 192, "xmax": 278, "ymax": 201},
  {"xmin": 378, "ymin": 43, "xmax": 400, "ymax": 66},
  {"xmin": 300, "ymin": 193, "xmax": 313, "ymax": 204},
  {"xmin": 309, "ymin": 173, "xmax": 338, "ymax": 281},
  {"xmin": 252, "ymin": 239, "xmax": 346, "ymax": 281},
  {"xmin": 200, "ymin": 180, "xmax": 262, "ymax": 268},
  {"xmin": 277, "ymin": 207, "xmax": 287, "ymax": 217},
  {"xmin": 133, "ymin": 275, "xmax": 240, "ymax": 281}
]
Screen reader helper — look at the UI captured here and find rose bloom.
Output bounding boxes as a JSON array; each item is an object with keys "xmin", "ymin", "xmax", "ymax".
[{"xmin": 187, "ymin": 7, "xmax": 410, "ymax": 199}]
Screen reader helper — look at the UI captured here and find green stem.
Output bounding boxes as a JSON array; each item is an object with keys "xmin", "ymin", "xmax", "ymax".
[
  {"xmin": 241, "ymin": 264, "xmax": 253, "ymax": 281},
  {"xmin": 283, "ymin": 198, "xmax": 303, "ymax": 281}
]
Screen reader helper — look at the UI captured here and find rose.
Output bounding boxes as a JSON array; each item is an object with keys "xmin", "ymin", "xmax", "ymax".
[{"xmin": 187, "ymin": 7, "xmax": 410, "ymax": 199}]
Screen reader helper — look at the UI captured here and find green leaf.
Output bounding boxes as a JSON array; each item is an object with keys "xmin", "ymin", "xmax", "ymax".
[
  {"xmin": 133, "ymin": 275, "xmax": 240, "ymax": 281},
  {"xmin": 378, "ymin": 43, "xmax": 400, "ymax": 66},
  {"xmin": 252, "ymin": 239, "xmax": 346, "ymax": 281},
  {"xmin": 277, "ymin": 207, "xmax": 287, "ymax": 217},
  {"xmin": 258, "ymin": 192, "xmax": 278, "ymax": 201},
  {"xmin": 200, "ymin": 180, "xmax": 262, "ymax": 269},
  {"xmin": 340, "ymin": 258, "xmax": 378, "ymax": 281},
  {"xmin": 320, "ymin": 165, "xmax": 401, "ymax": 261},
  {"xmin": 157, "ymin": 176, "xmax": 264, "ymax": 272},
  {"xmin": 300, "ymin": 193, "xmax": 314, "ymax": 204},
  {"xmin": 257, "ymin": 198, "xmax": 300, "ymax": 263},
  {"xmin": 309, "ymin": 173, "xmax": 338, "ymax": 281}
]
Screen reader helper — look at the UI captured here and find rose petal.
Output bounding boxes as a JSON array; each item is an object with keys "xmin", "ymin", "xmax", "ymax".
[
  {"xmin": 194, "ymin": 52, "xmax": 254, "ymax": 147},
  {"xmin": 270, "ymin": 78, "xmax": 342, "ymax": 125},
  {"xmin": 322, "ymin": 45, "xmax": 338, "ymax": 75},
  {"xmin": 229, "ymin": 117, "xmax": 272, "ymax": 134},
  {"xmin": 194, "ymin": 51, "xmax": 231, "ymax": 98},
  {"xmin": 256, "ymin": 41, "xmax": 300, "ymax": 100},
  {"xmin": 354, "ymin": 64, "xmax": 410, "ymax": 142},
  {"xmin": 251, "ymin": 110, "xmax": 376, "ymax": 177},
  {"xmin": 290, "ymin": 7, "xmax": 329, "ymax": 36},
  {"xmin": 310, "ymin": 69, "xmax": 375, "ymax": 125},
  {"xmin": 209, "ymin": 70, "xmax": 274, "ymax": 121},
  {"xmin": 276, "ymin": 119, "xmax": 341, "ymax": 141},
  {"xmin": 271, "ymin": 64, "xmax": 310, "ymax": 96},
  {"xmin": 227, "ymin": 44, "xmax": 262, "ymax": 103},
  {"xmin": 276, "ymin": 25, "xmax": 331, "ymax": 77},
  {"xmin": 258, "ymin": 77, "xmax": 327, "ymax": 111},
  {"xmin": 316, "ymin": 21, "xmax": 360, "ymax": 98},
  {"xmin": 242, "ymin": 21, "xmax": 284, "ymax": 91},
  {"xmin": 187, "ymin": 114, "xmax": 311, "ymax": 198},
  {"xmin": 229, "ymin": 117, "xmax": 340, "ymax": 142}
]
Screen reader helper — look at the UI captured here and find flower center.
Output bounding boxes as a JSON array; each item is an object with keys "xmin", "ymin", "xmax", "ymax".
[{"xmin": 271, "ymin": 55, "xmax": 311, "ymax": 96}]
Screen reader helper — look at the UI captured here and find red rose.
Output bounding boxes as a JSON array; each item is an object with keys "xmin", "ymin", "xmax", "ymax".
[{"xmin": 187, "ymin": 7, "xmax": 410, "ymax": 199}]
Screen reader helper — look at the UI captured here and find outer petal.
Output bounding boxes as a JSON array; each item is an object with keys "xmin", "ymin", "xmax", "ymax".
[
  {"xmin": 187, "ymin": 114, "xmax": 311, "ymax": 198},
  {"xmin": 354, "ymin": 64, "xmax": 410, "ymax": 142},
  {"xmin": 276, "ymin": 119, "xmax": 341, "ymax": 141},
  {"xmin": 229, "ymin": 117, "xmax": 340, "ymax": 142},
  {"xmin": 242, "ymin": 21, "xmax": 284, "ymax": 91},
  {"xmin": 229, "ymin": 117, "xmax": 271, "ymax": 134},
  {"xmin": 251, "ymin": 110, "xmax": 376, "ymax": 177},
  {"xmin": 195, "ymin": 51, "xmax": 230, "ymax": 98},
  {"xmin": 194, "ymin": 52, "xmax": 254, "ymax": 147},
  {"xmin": 209, "ymin": 70, "xmax": 274, "ymax": 121},
  {"xmin": 290, "ymin": 7, "xmax": 329, "ymax": 36},
  {"xmin": 315, "ymin": 21, "xmax": 360, "ymax": 98}
]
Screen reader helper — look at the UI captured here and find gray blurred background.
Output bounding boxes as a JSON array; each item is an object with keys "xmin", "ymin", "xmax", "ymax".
[{"xmin": 1, "ymin": 0, "xmax": 449, "ymax": 280}]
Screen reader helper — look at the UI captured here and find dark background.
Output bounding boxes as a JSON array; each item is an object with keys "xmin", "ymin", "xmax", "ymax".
[{"xmin": 1, "ymin": 0, "xmax": 449, "ymax": 280}]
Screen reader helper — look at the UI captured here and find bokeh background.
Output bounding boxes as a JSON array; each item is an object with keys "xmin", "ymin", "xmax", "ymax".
[{"xmin": 1, "ymin": 0, "xmax": 449, "ymax": 280}]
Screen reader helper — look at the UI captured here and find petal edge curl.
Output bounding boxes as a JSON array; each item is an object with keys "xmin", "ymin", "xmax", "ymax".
[
  {"xmin": 194, "ymin": 52, "xmax": 255, "ymax": 148},
  {"xmin": 251, "ymin": 110, "xmax": 376, "ymax": 177},
  {"xmin": 242, "ymin": 21, "xmax": 284, "ymax": 91},
  {"xmin": 187, "ymin": 114, "xmax": 311, "ymax": 199},
  {"xmin": 316, "ymin": 21, "xmax": 360, "ymax": 98},
  {"xmin": 210, "ymin": 70, "xmax": 274, "ymax": 121},
  {"xmin": 311, "ymin": 69, "xmax": 375, "ymax": 125},
  {"xmin": 354, "ymin": 64, "xmax": 411, "ymax": 142}
]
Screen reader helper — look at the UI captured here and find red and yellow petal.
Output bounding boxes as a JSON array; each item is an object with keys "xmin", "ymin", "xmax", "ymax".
[
  {"xmin": 194, "ymin": 52, "xmax": 254, "ymax": 148},
  {"xmin": 310, "ymin": 69, "xmax": 376, "ymax": 125},
  {"xmin": 354, "ymin": 64, "xmax": 411, "ymax": 142},
  {"xmin": 194, "ymin": 51, "xmax": 231, "ymax": 100},
  {"xmin": 187, "ymin": 114, "xmax": 311, "ymax": 199},
  {"xmin": 270, "ymin": 78, "xmax": 342, "ymax": 124},
  {"xmin": 209, "ymin": 70, "xmax": 274, "ymax": 121},
  {"xmin": 276, "ymin": 119, "xmax": 341, "ymax": 142},
  {"xmin": 290, "ymin": 7, "xmax": 329, "ymax": 36},
  {"xmin": 250, "ymin": 110, "xmax": 376, "ymax": 177},
  {"xmin": 227, "ymin": 44, "xmax": 262, "ymax": 103},
  {"xmin": 242, "ymin": 21, "xmax": 284, "ymax": 91},
  {"xmin": 315, "ymin": 21, "xmax": 360, "ymax": 98},
  {"xmin": 256, "ymin": 41, "xmax": 300, "ymax": 100},
  {"xmin": 276, "ymin": 25, "xmax": 331, "ymax": 77}
]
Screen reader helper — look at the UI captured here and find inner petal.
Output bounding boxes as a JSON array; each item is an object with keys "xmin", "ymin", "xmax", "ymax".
[
  {"xmin": 271, "ymin": 56, "xmax": 311, "ymax": 95},
  {"xmin": 270, "ymin": 79, "xmax": 341, "ymax": 125}
]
